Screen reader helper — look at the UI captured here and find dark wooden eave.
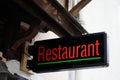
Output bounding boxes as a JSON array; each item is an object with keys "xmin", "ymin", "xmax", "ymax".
[
  {"xmin": 13, "ymin": 0, "xmax": 88, "ymax": 36},
  {"xmin": 0, "ymin": 0, "xmax": 88, "ymax": 60}
]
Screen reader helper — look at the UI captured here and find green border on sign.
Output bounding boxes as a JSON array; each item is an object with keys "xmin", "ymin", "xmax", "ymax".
[{"xmin": 37, "ymin": 57, "xmax": 101, "ymax": 65}]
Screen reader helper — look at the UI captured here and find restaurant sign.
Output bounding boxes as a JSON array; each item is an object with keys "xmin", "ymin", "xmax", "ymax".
[{"xmin": 28, "ymin": 32, "xmax": 108, "ymax": 73}]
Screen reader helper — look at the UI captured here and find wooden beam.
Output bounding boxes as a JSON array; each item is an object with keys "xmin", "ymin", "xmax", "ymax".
[
  {"xmin": 69, "ymin": 0, "xmax": 91, "ymax": 16},
  {"xmin": 65, "ymin": 0, "xmax": 69, "ymax": 10},
  {"xmin": 10, "ymin": 25, "xmax": 40, "ymax": 51},
  {"xmin": 33, "ymin": 0, "xmax": 88, "ymax": 35},
  {"xmin": 13, "ymin": 0, "xmax": 71, "ymax": 37},
  {"xmin": 13, "ymin": 0, "xmax": 87, "ymax": 36},
  {"xmin": 20, "ymin": 41, "xmax": 33, "ymax": 75}
]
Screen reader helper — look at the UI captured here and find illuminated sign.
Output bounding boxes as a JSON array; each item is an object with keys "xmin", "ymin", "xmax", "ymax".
[{"xmin": 28, "ymin": 32, "xmax": 108, "ymax": 73}]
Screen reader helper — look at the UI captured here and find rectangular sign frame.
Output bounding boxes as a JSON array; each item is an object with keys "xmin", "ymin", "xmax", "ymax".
[{"xmin": 28, "ymin": 32, "xmax": 108, "ymax": 73}]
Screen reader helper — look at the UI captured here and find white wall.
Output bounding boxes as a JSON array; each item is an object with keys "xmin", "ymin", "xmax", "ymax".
[
  {"xmin": 76, "ymin": 0, "xmax": 120, "ymax": 80},
  {"xmin": 30, "ymin": 71, "xmax": 69, "ymax": 80},
  {"xmin": 6, "ymin": 60, "xmax": 30, "ymax": 79}
]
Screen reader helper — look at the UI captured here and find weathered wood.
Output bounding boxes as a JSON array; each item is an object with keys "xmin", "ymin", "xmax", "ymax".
[
  {"xmin": 12, "ymin": 0, "xmax": 71, "ymax": 37},
  {"xmin": 11, "ymin": 25, "xmax": 39, "ymax": 51},
  {"xmin": 13, "ymin": 0, "xmax": 87, "ymax": 35},
  {"xmin": 1, "ymin": 0, "xmax": 89, "ymax": 61},
  {"xmin": 69, "ymin": 0, "xmax": 91, "ymax": 16},
  {"xmin": 65, "ymin": 0, "xmax": 69, "ymax": 10},
  {"xmin": 33, "ymin": 0, "xmax": 88, "ymax": 35},
  {"xmin": 20, "ymin": 42, "xmax": 33, "ymax": 75},
  {"xmin": 9, "ymin": 21, "xmax": 46, "ymax": 51}
]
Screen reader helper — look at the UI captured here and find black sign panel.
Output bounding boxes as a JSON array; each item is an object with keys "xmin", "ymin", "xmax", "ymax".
[{"xmin": 28, "ymin": 32, "xmax": 108, "ymax": 73}]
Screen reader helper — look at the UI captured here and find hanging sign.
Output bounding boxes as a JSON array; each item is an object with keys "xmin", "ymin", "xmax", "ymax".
[{"xmin": 28, "ymin": 32, "xmax": 108, "ymax": 73}]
